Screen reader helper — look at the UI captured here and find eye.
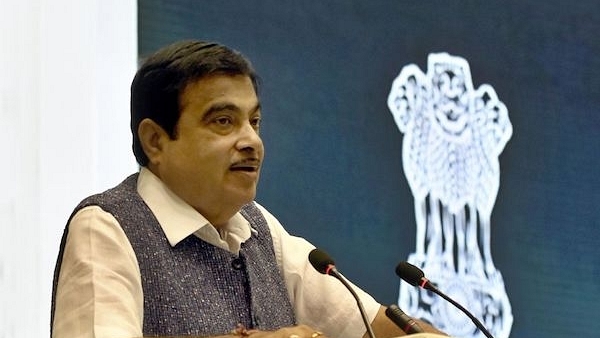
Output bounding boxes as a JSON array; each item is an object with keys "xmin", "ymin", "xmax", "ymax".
[
  {"xmin": 214, "ymin": 116, "xmax": 233, "ymax": 126},
  {"xmin": 250, "ymin": 116, "xmax": 261, "ymax": 130},
  {"xmin": 207, "ymin": 115, "xmax": 236, "ymax": 134}
]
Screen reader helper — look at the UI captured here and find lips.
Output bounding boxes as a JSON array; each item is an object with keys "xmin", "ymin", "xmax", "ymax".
[{"xmin": 230, "ymin": 159, "xmax": 261, "ymax": 172}]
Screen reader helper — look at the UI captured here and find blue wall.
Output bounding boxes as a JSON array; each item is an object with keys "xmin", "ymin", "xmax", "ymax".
[{"xmin": 139, "ymin": 1, "xmax": 600, "ymax": 337}]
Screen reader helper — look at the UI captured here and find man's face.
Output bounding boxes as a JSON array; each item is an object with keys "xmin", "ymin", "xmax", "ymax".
[{"xmin": 154, "ymin": 74, "xmax": 264, "ymax": 225}]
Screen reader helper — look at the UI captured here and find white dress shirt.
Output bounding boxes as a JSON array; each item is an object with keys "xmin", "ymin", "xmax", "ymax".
[{"xmin": 52, "ymin": 167, "xmax": 380, "ymax": 338}]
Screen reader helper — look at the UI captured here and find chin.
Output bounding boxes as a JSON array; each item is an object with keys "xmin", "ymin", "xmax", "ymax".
[{"xmin": 234, "ymin": 191, "xmax": 257, "ymax": 206}]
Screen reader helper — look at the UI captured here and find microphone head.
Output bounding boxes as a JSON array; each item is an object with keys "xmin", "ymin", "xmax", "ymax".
[
  {"xmin": 395, "ymin": 261, "xmax": 425, "ymax": 286},
  {"xmin": 308, "ymin": 248, "xmax": 335, "ymax": 274}
]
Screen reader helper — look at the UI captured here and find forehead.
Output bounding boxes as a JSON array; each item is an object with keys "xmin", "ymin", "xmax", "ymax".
[{"xmin": 180, "ymin": 74, "xmax": 258, "ymax": 109}]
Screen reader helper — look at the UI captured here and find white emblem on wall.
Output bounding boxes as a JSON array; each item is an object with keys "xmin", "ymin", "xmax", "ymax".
[{"xmin": 387, "ymin": 53, "xmax": 514, "ymax": 338}]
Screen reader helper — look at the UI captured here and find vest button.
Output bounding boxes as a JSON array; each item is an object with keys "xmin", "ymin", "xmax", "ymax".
[{"xmin": 231, "ymin": 257, "xmax": 244, "ymax": 270}]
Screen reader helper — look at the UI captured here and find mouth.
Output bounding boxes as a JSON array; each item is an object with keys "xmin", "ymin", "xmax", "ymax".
[{"xmin": 229, "ymin": 159, "xmax": 261, "ymax": 173}]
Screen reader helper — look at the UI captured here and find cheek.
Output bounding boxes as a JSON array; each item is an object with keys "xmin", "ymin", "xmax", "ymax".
[
  {"xmin": 170, "ymin": 131, "xmax": 237, "ymax": 172},
  {"xmin": 179, "ymin": 142, "xmax": 227, "ymax": 173},
  {"xmin": 161, "ymin": 139, "xmax": 204, "ymax": 174}
]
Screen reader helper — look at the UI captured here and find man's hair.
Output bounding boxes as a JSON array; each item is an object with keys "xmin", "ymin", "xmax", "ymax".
[{"xmin": 130, "ymin": 40, "xmax": 259, "ymax": 166}]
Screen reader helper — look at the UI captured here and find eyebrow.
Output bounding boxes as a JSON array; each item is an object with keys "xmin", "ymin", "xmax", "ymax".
[{"xmin": 203, "ymin": 102, "xmax": 261, "ymax": 119}]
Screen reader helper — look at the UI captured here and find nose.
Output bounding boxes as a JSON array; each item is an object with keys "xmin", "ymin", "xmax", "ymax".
[{"xmin": 236, "ymin": 122, "xmax": 263, "ymax": 153}]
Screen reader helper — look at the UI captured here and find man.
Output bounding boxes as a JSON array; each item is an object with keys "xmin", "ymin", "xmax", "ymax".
[{"xmin": 51, "ymin": 40, "xmax": 443, "ymax": 338}]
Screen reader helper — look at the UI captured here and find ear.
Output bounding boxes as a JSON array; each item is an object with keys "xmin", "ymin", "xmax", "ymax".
[{"xmin": 138, "ymin": 118, "xmax": 170, "ymax": 165}]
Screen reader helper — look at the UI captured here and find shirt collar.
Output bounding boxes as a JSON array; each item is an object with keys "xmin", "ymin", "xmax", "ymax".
[{"xmin": 136, "ymin": 167, "xmax": 253, "ymax": 254}]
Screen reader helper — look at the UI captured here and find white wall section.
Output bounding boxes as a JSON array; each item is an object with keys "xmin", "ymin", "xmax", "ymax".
[{"xmin": 0, "ymin": 1, "xmax": 137, "ymax": 336}]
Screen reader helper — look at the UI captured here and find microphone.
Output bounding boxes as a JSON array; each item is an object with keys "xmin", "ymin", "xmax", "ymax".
[
  {"xmin": 385, "ymin": 304, "xmax": 423, "ymax": 334},
  {"xmin": 308, "ymin": 248, "xmax": 377, "ymax": 338},
  {"xmin": 396, "ymin": 261, "xmax": 495, "ymax": 338}
]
